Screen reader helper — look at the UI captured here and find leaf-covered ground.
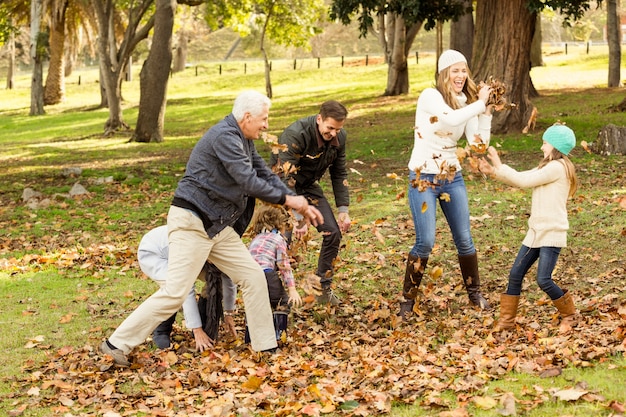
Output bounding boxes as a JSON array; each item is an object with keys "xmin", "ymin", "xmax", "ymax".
[{"xmin": 3, "ymin": 206, "xmax": 625, "ymax": 416}]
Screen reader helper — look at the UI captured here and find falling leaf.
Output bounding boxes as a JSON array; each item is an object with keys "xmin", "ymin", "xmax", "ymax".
[
  {"xmin": 580, "ymin": 140, "xmax": 591, "ymax": 153},
  {"xmin": 440, "ymin": 193, "xmax": 450, "ymax": 202},
  {"xmin": 430, "ymin": 266, "xmax": 443, "ymax": 279},
  {"xmin": 350, "ymin": 168, "xmax": 362, "ymax": 176},
  {"xmin": 435, "ymin": 130, "xmax": 453, "ymax": 137},
  {"xmin": 430, "ymin": 116, "xmax": 439, "ymax": 124},
  {"xmin": 373, "ymin": 227, "xmax": 385, "ymax": 245}
]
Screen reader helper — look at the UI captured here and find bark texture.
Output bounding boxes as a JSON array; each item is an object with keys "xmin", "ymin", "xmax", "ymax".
[
  {"xmin": 472, "ymin": 0, "xmax": 536, "ymax": 134},
  {"xmin": 132, "ymin": 0, "xmax": 175, "ymax": 143},
  {"xmin": 594, "ymin": 124, "xmax": 626, "ymax": 156}
]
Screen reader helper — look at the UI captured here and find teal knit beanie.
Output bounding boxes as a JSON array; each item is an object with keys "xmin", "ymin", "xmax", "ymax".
[{"xmin": 543, "ymin": 124, "xmax": 576, "ymax": 155}]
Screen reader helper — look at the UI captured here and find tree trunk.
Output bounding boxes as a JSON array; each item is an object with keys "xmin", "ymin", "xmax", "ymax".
[
  {"xmin": 382, "ymin": 13, "xmax": 421, "ymax": 96},
  {"xmin": 44, "ymin": 0, "xmax": 69, "ymax": 106},
  {"xmin": 449, "ymin": 0, "xmax": 474, "ymax": 68},
  {"xmin": 172, "ymin": 28, "xmax": 187, "ymax": 73},
  {"xmin": 530, "ymin": 14, "xmax": 543, "ymax": 69},
  {"xmin": 132, "ymin": 0, "xmax": 175, "ymax": 143},
  {"xmin": 528, "ymin": 14, "xmax": 543, "ymax": 99},
  {"xmin": 92, "ymin": 0, "xmax": 128, "ymax": 133},
  {"xmin": 6, "ymin": 21, "xmax": 15, "ymax": 90},
  {"xmin": 260, "ymin": 10, "xmax": 273, "ymax": 98},
  {"xmin": 607, "ymin": 0, "xmax": 622, "ymax": 87},
  {"xmin": 90, "ymin": 0, "xmax": 155, "ymax": 135},
  {"xmin": 593, "ymin": 124, "xmax": 626, "ymax": 155},
  {"xmin": 30, "ymin": 0, "xmax": 45, "ymax": 116},
  {"xmin": 473, "ymin": 0, "xmax": 535, "ymax": 134}
]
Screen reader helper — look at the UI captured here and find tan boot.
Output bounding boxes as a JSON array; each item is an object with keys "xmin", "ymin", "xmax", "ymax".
[
  {"xmin": 552, "ymin": 289, "xmax": 575, "ymax": 333},
  {"xmin": 494, "ymin": 294, "xmax": 519, "ymax": 331}
]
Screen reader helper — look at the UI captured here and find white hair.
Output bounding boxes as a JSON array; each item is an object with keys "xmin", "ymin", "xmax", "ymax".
[{"xmin": 232, "ymin": 90, "xmax": 271, "ymax": 121}]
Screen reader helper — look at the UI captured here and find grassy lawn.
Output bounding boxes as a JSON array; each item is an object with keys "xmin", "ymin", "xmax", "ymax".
[{"xmin": 0, "ymin": 47, "xmax": 624, "ymax": 416}]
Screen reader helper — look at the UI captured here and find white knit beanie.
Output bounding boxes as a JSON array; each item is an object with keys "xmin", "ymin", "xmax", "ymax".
[{"xmin": 438, "ymin": 50, "xmax": 467, "ymax": 74}]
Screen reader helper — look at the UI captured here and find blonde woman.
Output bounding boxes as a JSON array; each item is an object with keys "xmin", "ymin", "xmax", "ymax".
[{"xmin": 400, "ymin": 50, "xmax": 493, "ymax": 319}]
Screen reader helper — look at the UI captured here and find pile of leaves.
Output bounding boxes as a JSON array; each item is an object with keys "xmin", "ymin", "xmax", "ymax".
[{"xmin": 3, "ymin": 246, "xmax": 625, "ymax": 416}]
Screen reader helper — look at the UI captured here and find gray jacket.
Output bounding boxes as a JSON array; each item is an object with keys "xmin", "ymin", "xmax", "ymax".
[{"xmin": 173, "ymin": 114, "xmax": 293, "ymax": 237}]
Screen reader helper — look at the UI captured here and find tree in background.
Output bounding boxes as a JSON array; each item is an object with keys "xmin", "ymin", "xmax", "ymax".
[
  {"xmin": 472, "ymin": 0, "xmax": 597, "ymax": 133},
  {"xmin": 206, "ymin": 0, "xmax": 326, "ymax": 98},
  {"xmin": 449, "ymin": 0, "xmax": 473, "ymax": 67},
  {"xmin": 330, "ymin": 0, "xmax": 467, "ymax": 96},
  {"xmin": 90, "ymin": 0, "xmax": 155, "ymax": 135},
  {"xmin": 131, "ymin": 0, "xmax": 175, "ymax": 143},
  {"xmin": 30, "ymin": 0, "xmax": 45, "ymax": 116},
  {"xmin": 0, "ymin": 3, "xmax": 22, "ymax": 89},
  {"xmin": 43, "ymin": 0, "xmax": 68, "ymax": 105},
  {"xmin": 606, "ymin": 0, "xmax": 622, "ymax": 88}
]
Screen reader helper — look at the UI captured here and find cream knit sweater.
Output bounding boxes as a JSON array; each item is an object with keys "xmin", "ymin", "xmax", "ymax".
[{"xmin": 494, "ymin": 160, "xmax": 571, "ymax": 248}]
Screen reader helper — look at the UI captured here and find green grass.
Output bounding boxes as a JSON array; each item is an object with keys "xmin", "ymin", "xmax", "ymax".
[{"xmin": 0, "ymin": 45, "xmax": 625, "ymax": 416}]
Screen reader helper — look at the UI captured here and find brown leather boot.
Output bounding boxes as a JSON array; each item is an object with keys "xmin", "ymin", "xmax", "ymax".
[
  {"xmin": 552, "ymin": 289, "xmax": 575, "ymax": 333},
  {"xmin": 458, "ymin": 253, "xmax": 490, "ymax": 310},
  {"xmin": 402, "ymin": 254, "xmax": 428, "ymax": 300},
  {"xmin": 494, "ymin": 294, "xmax": 519, "ymax": 331},
  {"xmin": 398, "ymin": 254, "xmax": 428, "ymax": 320}
]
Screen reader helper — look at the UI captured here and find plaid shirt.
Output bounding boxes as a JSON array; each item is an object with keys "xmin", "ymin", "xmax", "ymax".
[{"xmin": 248, "ymin": 231, "xmax": 295, "ymax": 288}]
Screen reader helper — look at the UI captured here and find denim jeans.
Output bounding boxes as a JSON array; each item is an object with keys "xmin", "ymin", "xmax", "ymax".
[
  {"xmin": 408, "ymin": 171, "xmax": 476, "ymax": 258},
  {"xmin": 505, "ymin": 245, "xmax": 565, "ymax": 300}
]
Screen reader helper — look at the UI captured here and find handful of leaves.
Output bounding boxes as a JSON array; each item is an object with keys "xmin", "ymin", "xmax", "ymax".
[{"xmin": 481, "ymin": 76, "xmax": 512, "ymax": 111}]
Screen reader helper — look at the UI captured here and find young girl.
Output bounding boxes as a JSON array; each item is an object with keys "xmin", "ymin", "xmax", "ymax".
[
  {"xmin": 399, "ymin": 49, "xmax": 493, "ymax": 319},
  {"xmin": 248, "ymin": 204, "xmax": 302, "ymax": 342},
  {"xmin": 478, "ymin": 123, "xmax": 578, "ymax": 333}
]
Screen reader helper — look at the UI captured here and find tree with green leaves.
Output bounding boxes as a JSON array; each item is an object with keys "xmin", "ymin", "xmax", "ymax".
[
  {"xmin": 206, "ymin": 0, "xmax": 326, "ymax": 98},
  {"xmin": 330, "ymin": 0, "xmax": 468, "ymax": 96}
]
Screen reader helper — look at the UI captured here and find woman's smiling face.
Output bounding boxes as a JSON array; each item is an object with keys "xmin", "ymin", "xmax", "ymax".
[{"xmin": 447, "ymin": 61, "xmax": 468, "ymax": 94}]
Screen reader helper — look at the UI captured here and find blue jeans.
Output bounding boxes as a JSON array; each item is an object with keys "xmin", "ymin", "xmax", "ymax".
[
  {"xmin": 408, "ymin": 171, "xmax": 476, "ymax": 258},
  {"xmin": 506, "ymin": 245, "xmax": 565, "ymax": 300}
]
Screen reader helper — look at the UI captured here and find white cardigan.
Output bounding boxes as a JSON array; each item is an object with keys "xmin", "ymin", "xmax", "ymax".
[
  {"xmin": 494, "ymin": 160, "xmax": 571, "ymax": 248},
  {"xmin": 410, "ymin": 88, "xmax": 492, "ymax": 174}
]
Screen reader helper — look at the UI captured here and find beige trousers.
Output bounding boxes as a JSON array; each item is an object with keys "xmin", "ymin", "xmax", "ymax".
[{"xmin": 109, "ymin": 206, "xmax": 277, "ymax": 353}]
